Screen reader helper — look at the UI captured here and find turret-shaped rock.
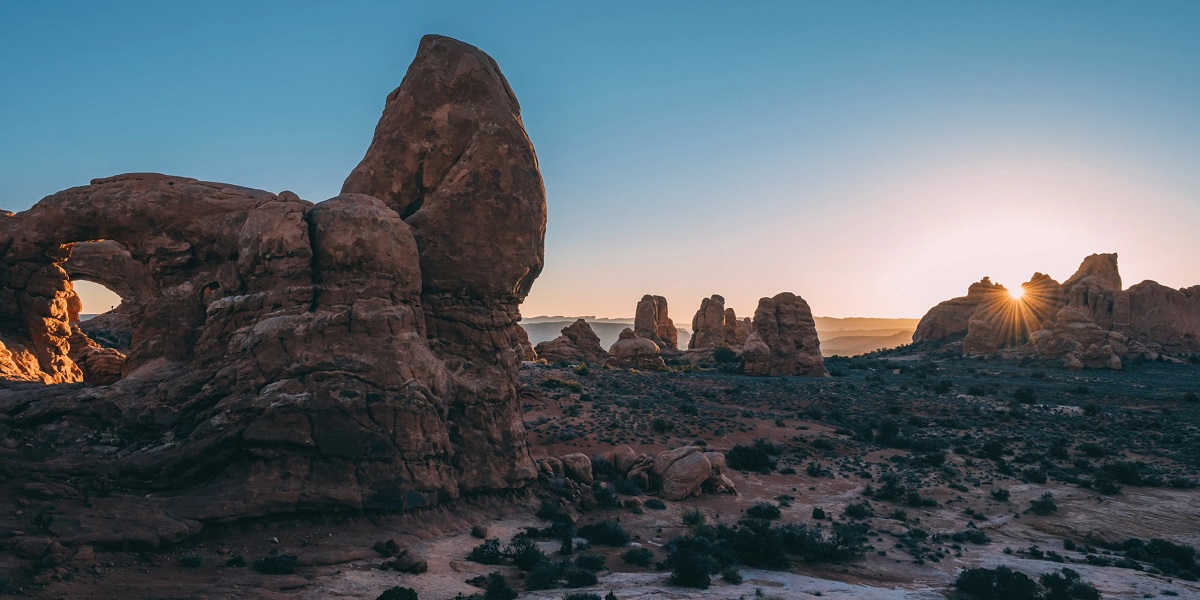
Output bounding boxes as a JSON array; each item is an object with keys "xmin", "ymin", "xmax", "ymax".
[
  {"xmin": 607, "ymin": 328, "xmax": 665, "ymax": 370},
  {"xmin": 742, "ymin": 292, "xmax": 828, "ymax": 377},
  {"xmin": 634, "ymin": 294, "xmax": 677, "ymax": 349},
  {"xmin": 534, "ymin": 318, "xmax": 608, "ymax": 365},
  {"xmin": 689, "ymin": 295, "xmax": 749, "ymax": 349}
]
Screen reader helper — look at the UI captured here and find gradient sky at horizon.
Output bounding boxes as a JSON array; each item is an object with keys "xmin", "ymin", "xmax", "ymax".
[{"xmin": 3, "ymin": 1, "xmax": 1199, "ymax": 320}]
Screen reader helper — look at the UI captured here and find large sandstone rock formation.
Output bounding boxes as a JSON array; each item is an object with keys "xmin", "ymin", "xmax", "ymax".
[
  {"xmin": 914, "ymin": 253, "xmax": 1200, "ymax": 369},
  {"xmin": 534, "ymin": 318, "xmax": 607, "ymax": 364},
  {"xmin": 607, "ymin": 328, "xmax": 665, "ymax": 370},
  {"xmin": 741, "ymin": 292, "xmax": 828, "ymax": 377},
  {"xmin": 688, "ymin": 294, "xmax": 750, "ymax": 349},
  {"xmin": 0, "ymin": 35, "xmax": 545, "ymax": 538},
  {"xmin": 633, "ymin": 294, "xmax": 677, "ymax": 350}
]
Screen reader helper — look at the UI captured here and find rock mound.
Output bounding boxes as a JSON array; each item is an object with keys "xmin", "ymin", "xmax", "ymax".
[
  {"xmin": 607, "ymin": 328, "xmax": 665, "ymax": 370},
  {"xmin": 534, "ymin": 318, "xmax": 607, "ymax": 364}
]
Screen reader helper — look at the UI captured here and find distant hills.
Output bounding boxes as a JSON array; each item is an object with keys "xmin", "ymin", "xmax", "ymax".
[{"xmin": 521, "ymin": 315, "xmax": 917, "ymax": 357}]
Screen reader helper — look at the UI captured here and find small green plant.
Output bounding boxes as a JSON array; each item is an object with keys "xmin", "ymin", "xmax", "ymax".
[
  {"xmin": 468, "ymin": 538, "xmax": 505, "ymax": 565},
  {"xmin": 1029, "ymin": 492, "xmax": 1058, "ymax": 516}
]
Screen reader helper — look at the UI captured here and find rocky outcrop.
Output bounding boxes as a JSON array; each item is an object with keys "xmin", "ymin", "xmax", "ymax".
[
  {"xmin": 741, "ymin": 292, "xmax": 828, "ymax": 377},
  {"xmin": 916, "ymin": 253, "xmax": 1200, "ymax": 369},
  {"xmin": 534, "ymin": 318, "xmax": 607, "ymax": 364},
  {"xmin": 634, "ymin": 294, "xmax": 677, "ymax": 349},
  {"xmin": 912, "ymin": 278, "xmax": 1008, "ymax": 344},
  {"xmin": 688, "ymin": 294, "xmax": 750, "ymax": 350},
  {"xmin": 0, "ymin": 35, "xmax": 545, "ymax": 532},
  {"xmin": 540, "ymin": 445, "xmax": 736, "ymax": 501},
  {"xmin": 689, "ymin": 295, "xmax": 728, "ymax": 349},
  {"xmin": 607, "ymin": 328, "xmax": 665, "ymax": 370}
]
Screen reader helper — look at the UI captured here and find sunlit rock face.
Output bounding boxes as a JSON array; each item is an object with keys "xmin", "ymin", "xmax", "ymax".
[
  {"xmin": 916, "ymin": 253, "xmax": 1200, "ymax": 369},
  {"xmin": 0, "ymin": 35, "xmax": 544, "ymax": 526},
  {"xmin": 607, "ymin": 328, "xmax": 666, "ymax": 369},
  {"xmin": 634, "ymin": 294, "xmax": 677, "ymax": 350}
]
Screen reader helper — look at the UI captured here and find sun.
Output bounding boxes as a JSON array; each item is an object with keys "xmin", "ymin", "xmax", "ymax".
[{"xmin": 1008, "ymin": 286, "xmax": 1025, "ymax": 301}]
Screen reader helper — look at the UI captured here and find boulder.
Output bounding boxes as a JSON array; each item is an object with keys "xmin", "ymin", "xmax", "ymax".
[
  {"xmin": 742, "ymin": 292, "xmax": 828, "ymax": 377},
  {"xmin": 634, "ymin": 294, "xmax": 677, "ymax": 349},
  {"xmin": 661, "ymin": 452, "xmax": 713, "ymax": 501},
  {"xmin": 559, "ymin": 453, "xmax": 593, "ymax": 484},
  {"xmin": 607, "ymin": 328, "xmax": 665, "ymax": 370},
  {"xmin": 534, "ymin": 318, "xmax": 607, "ymax": 364}
]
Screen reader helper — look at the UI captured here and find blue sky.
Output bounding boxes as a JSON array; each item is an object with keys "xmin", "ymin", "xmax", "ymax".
[{"xmin": 3, "ymin": 1, "xmax": 1199, "ymax": 318}]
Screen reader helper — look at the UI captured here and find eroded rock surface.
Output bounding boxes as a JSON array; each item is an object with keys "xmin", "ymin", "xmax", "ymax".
[
  {"xmin": 0, "ymin": 35, "xmax": 545, "ymax": 537},
  {"xmin": 633, "ymin": 294, "xmax": 677, "ymax": 350},
  {"xmin": 533, "ymin": 318, "xmax": 607, "ymax": 365},
  {"xmin": 742, "ymin": 292, "xmax": 828, "ymax": 377},
  {"xmin": 607, "ymin": 328, "xmax": 665, "ymax": 370},
  {"xmin": 915, "ymin": 253, "xmax": 1200, "ymax": 369}
]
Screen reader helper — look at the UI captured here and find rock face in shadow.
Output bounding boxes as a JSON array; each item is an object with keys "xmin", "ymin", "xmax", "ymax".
[
  {"xmin": 0, "ymin": 35, "xmax": 545, "ymax": 533},
  {"xmin": 607, "ymin": 328, "xmax": 665, "ymax": 370},
  {"xmin": 633, "ymin": 294, "xmax": 677, "ymax": 350},
  {"xmin": 914, "ymin": 253, "xmax": 1200, "ymax": 369},
  {"xmin": 912, "ymin": 278, "xmax": 1008, "ymax": 345},
  {"xmin": 534, "ymin": 318, "xmax": 607, "ymax": 365},
  {"xmin": 688, "ymin": 294, "xmax": 750, "ymax": 350},
  {"xmin": 742, "ymin": 292, "xmax": 828, "ymax": 377}
]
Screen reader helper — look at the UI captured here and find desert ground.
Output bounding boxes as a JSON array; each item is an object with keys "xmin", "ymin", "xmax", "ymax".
[{"xmin": 6, "ymin": 351, "xmax": 1199, "ymax": 600}]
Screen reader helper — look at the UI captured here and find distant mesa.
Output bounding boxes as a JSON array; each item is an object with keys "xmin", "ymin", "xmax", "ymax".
[
  {"xmin": 914, "ymin": 253, "xmax": 1200, "ymax": 369},
  {"xmin": 0, "ymin": 33, "xmax": 546, "ymax": 530}
]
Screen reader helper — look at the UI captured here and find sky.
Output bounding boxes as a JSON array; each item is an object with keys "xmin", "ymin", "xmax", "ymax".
[{"xmin": 2, "ymin": 2, "xmax": 1198, "ymax": 320}]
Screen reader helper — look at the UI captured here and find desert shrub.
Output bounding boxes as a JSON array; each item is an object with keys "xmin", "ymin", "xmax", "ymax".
[
  {"xmin": 525, "ymin": 561, "xmax": 566, "ymax": 591},
  {"xmin": 651, "ymin": 417, "xmax": 674, "ymax": 432},
  {"xmin": 682, "ymin": 508, "xmax": 706, "ymax": 527},
  {"xmin": 253, "ymin": 553, "xmax": 298, "ymax": 575},
  {"xmin": 812, "ymin": 507, "xmax": 826, "ymax": 519},
  {"xmin": 955, "ymin": 565, "xmax": 1040, "ymax": 600},
  {"xmin": 1013, "ymin": 387, "xmax": 1037, "ymax": 404},
  {"xmin": 745, "ymin": 502, "xmax": 782, "ymax": 520},
  {"xmin": 578, "ymin": 520, "xmax": 630, "ymax": 546},
  {"xmin": 574, "ymin": 554, "xmax": 606, "ymax": 572},
  {"xmin": 562, "ymin": 594, "xmax": 601, "ymax": 600},
  {"xmin": 644, "ymin": 498, "xmax": 666, "ymax": 510},
  {"xmin": 468, "ymin": 538, "xmax": 505, "ymax": 565},
  {"xmin": 573, "ymin": 362, "xmax": 590, "ymax": 376},
  {"xmin": 951, "ymin": 529, "xmax": 992, "ymax": 545},
  {"xmin": 1040, "ymin": 568, "xmax": 1100, "ymax": 600},
  {"xmin": 506, "ymin": 536, "xmax": 547, "ymax": 571},
  {"xmin": 721, "ymin": 566, "xmax": 744, "ymax": 584},
  {"xmin": 844, "ymin": 501, "xmax": 873, "ymax": 519},
  {"xmin": 621, "ymin": 547, "xmax": 654, "ymax": 567},
  {"xmin": 712, "ymin": 347, "xmax": 740, "ymax": 363},
  {"xmin": 727, "ymin": 443, "xmax": 776, "ymax": 472},
  {"xmin": 990, "ymin": 488, "xmax": 1011, "ymax": 501},
  {"xmin": 1029, "ymin": 493, "xmax": 1058, "ymax": 516},
  {"xmin": 1021, "ymin": 468, "xmax": 1048, "ymax": 484},
  {"xmin": 563, "ymin": 566, "xmax": 599, "ymax": 587},
  {"xmin": 378, "ymin": 587, "xmax": 419, "ymax": 600},
  {"xmin": 481, "ymin": 572, "xmax": 518, "ymax": 600},
  {"xmin": 177, "ymin": 554, "xmax": 202, "ymax": 568},
  {"xmin": 934, "ymin": 380, "xmax": 953, "ymax": 394}
]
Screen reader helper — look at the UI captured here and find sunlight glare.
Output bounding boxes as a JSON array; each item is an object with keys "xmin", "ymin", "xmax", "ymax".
[{"xmin": 1008, "ymin": 286, "xmax": 1025, "ymax": 301}]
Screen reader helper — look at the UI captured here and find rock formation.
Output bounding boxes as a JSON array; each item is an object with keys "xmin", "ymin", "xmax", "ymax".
[
  {"xmin": 0, "ymin": 34, "xmax": 545, "ymax": 539},
  {"xmin": 607, "ymin": 328, "xmax": 665, "ymax": 370},
  {"xmin": 914, "ymin": 253, "xmax": 1200, "ymax": 369},
  {"xmin": 688, "ymin": 294, "xmax": 751, "ymax": 349},
  {"xmin": 533, "ymin": 318, "xmax": 607, "ymax": 364},
  {"xmin": 538, "ymin": 445, "xmax": 735, "ymax": 502},
  {"xmin": 912, "ymin": 277, "xmax": 1008, "ymax": 345},
  {"xmin": 741, "ymin": 292, "xmax": 828, "ymax": 377},
  {"xmin": 633, "ymin": 294, "xmax": 677, "ymax": 349}
]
